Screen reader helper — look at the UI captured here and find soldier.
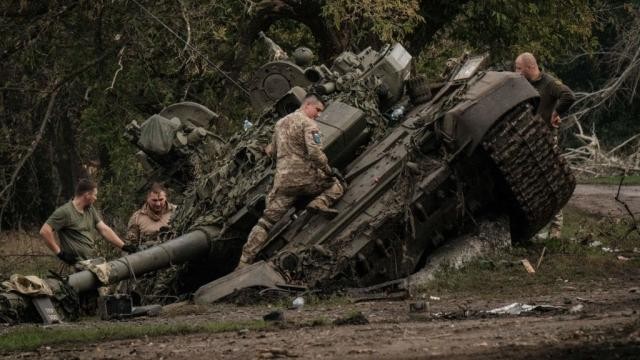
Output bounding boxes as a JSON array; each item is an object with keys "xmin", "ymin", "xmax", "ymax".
[
  {"xmin": 121, "ymin": 183, "xmax": 176, "ymax": 304},
  {"xmin": 126, "ymin": 183, "xmax": 176, "ymax": 247},
  {"xmin": 515, "ymin": 52, "xmax": 576, "ymax": 239},
  {"xmin": 237, "ymin": 95, "xmax": 344, "ymax": 268},
  {"xmin": 40, "ymin": 179, "xmax": 138, "ymax": 266}
]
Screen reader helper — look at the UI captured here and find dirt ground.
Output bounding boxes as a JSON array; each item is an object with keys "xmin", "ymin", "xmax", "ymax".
[
  {"xmin": 568, "ymin": 184, "xmax": 640, "ymax": 217},
  {"xmin": 1, "ymin": 185, "xmax": 640, "ymax": 359}
]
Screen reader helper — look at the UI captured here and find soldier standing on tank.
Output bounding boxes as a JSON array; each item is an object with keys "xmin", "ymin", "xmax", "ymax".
[
  {"xmin": 126, "ymin": 182, "xmax": 176, "ymax": 247},
  {"xmin": 40, "ymin": 178, "xmax": 138, "ymax": 266},
  {"xmin": 236, "ymin": 95, "xmax": 344, "ymax": 268},
  {"xmin": 515, "ymin": 52, "xmax": 576, "ymax": 239}
]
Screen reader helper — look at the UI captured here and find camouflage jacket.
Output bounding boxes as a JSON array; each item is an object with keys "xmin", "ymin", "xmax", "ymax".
[
  {"xmin": 271, "ymin": 110, "xmax": 332, "ymax": 189},
  {"xmin": 126, "ymin": 203, "xmax": 176, "ymax": 245}
]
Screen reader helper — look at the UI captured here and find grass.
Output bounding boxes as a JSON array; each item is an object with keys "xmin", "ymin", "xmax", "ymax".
[
  {"xmin": 418, "ymin": 205, "xmax": 640, "ymax": 297},
  {"xmin": 0, "ymin": 320, "xmax": 268, "ymax": 353},
  {"xmin": 577, "ymin": 175, "xmax": 640, "ymax": 186}
]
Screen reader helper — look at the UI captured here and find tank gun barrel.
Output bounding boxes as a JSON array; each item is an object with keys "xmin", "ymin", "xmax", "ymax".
[{"xmin": 67, "ymin": 228, "xmax": 211, "ymax": 293}]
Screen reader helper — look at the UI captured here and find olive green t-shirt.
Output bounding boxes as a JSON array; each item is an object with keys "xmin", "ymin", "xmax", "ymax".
[{"xmin": 46, "ymin": 201, "xmax": 102, "ymax": 260}]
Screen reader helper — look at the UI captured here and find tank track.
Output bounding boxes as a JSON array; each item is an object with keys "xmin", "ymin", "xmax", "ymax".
[{"xmin": 482, "ymin": 104, "xmax": 576, "ymax": 241}]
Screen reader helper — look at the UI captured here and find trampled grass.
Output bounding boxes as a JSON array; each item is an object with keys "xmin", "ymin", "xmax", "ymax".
[
  {"xmin": 0, "ymin": 320, "xmax": 267, "ymax": 352},
  {"xmin": 418, "ymin": 205, "xmax": 640, "ymax": 297}
]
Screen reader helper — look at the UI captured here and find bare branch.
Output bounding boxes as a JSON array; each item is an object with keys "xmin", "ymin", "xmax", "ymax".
[{"xmin": 105, "ymin": 47, "xmax": 126, "ymax": 93}]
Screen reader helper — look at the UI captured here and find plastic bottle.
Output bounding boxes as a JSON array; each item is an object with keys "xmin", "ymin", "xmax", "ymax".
[{"xmin": 243, "ymin": 119, "xmax": 253, "ymax": 131}]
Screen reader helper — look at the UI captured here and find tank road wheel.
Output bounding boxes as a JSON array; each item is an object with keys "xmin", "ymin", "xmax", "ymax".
[{"xmin": 482, "ymin": 104, "xmax": 576, "ymax": 242}]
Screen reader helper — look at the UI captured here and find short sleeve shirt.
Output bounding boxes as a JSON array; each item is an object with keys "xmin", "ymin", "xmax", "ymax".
[{"xmin": 45, "ymin": 201, "xmax": 102, "ymax": 260}]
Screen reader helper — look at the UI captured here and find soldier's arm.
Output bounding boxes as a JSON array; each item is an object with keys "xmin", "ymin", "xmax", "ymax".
[
  {"xmin": 39, "ymin": 223, "xmax": 61, "ymax": 254},
  {"xmin": 303, "ymin": 122, "xmax": 331, "ymax": 174},
  {"xmin": 551, "ymin": 80, "xmax": 575, "ymax": 117},
  {"xmin": 40, "ymin": 207, "xmax": 69, "ymax": 255},
  {"xmin": 96, "ymin": 221, "xmax": 126, "ymax": 249}
]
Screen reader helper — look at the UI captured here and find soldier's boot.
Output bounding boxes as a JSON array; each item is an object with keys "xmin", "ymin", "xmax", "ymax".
[
  {"xmin": 307, "ymin": 197, "xmax": 339, "ymax": 219},
  {"xmin": 235, "ymin": 224, "xmax": 269, "ymax": 271}
]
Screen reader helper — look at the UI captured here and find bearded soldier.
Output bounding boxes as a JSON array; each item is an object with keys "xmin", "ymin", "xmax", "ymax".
[
  {"xmin": 237, "ymin": 95, "xmax": 344, "ymax": 268},
  {"xmin": 126, "ymin": 183, "xmax": 176, "ymax": 247}
]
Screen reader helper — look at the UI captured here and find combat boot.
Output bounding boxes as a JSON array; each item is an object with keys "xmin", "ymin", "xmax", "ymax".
[
  {"xmin": 307, "ymin": 198, "xmax": 339, "ymax": 219},
  {"xmin": 234, "ymin": 254, "xmax": 250, "ymax": 271}
]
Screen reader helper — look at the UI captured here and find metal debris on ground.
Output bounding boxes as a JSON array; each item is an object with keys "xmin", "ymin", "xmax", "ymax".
[{"xmin": 486, "ymin": 303, "xmax": 565, "ymax": 315}]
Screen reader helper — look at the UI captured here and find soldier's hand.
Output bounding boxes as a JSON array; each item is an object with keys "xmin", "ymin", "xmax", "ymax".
[
  {"xmin": 56, "ymin": 250, "xmax": 77, "ymax": 265},
  {"xmin": 122, "ymin": 243, "xmax": 139, "ymax": 254},
  {"xmin": 551, "ymin": 111, "xmax": 561, "ymax": 128},
  {"xmin": 330, "ymin": 167, "xmax": 346, "ymax": 184}
]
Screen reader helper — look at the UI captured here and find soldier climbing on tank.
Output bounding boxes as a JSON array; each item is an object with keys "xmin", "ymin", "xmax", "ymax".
[
  {"xmin": 236, "ymin": 95, "xmax": 344, "ymax": 269},
  {"xmin": 515, "ymin": 52, "xmax": 576, "ymax": 239}
]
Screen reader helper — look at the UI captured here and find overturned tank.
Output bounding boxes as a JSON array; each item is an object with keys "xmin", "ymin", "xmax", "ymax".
[{"xmin": 1, "ymin": 43, "xmax": 574, "ymax": 322}]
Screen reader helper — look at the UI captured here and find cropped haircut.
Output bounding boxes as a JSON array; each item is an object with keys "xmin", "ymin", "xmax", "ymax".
[
  {"xmin": 148, "ymin": 182, "xmax": 167, "ymax": 196},
  {"xmin": 75, "ymin": 178, "xmax": 97, "ymax": 197}
]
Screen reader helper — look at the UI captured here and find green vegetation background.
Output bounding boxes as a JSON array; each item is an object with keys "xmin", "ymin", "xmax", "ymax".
[{"xmin": 1, "ymin": 0, "xmax": 638, "ymax": 231}]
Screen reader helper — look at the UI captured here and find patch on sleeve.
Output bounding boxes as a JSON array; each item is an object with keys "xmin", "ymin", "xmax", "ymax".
[{"xmin": 312, "ymin": 131, "xmax": 322, "ymax": 145}]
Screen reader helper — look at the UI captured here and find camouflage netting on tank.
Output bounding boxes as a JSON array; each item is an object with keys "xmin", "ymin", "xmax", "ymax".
[{"xmin": 171, "ymin": 110, "xmax": 279, "ymax": 234}]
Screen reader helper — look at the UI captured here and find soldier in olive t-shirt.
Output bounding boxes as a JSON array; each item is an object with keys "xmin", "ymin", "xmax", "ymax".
[
  {"xmin": 40, "ymin": 179, "xmax": 138, "ymax": 265},
  {"xmin": 45, "ymin": 201, "xmax": 103, "ymax": 260}
]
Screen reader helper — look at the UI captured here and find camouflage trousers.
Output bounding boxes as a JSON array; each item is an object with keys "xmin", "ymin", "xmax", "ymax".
[{"xmin": 241, "ymin": 177, "xmax": 344, "ymax": 263}]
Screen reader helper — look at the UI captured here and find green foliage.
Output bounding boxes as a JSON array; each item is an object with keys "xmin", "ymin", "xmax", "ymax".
[
  {"xmin": 417, "ymin": 0, "xmax": 598, "ymax": 77},
  {"xmin": 1, "ymin": 0, "xmax": 638, "ymax": 230},
  {"xmin": 323, "ymin": 0, "xmax": 423, "ymax": 44}
]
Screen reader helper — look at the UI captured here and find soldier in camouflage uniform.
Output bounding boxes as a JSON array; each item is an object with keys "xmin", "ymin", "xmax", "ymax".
[
  {"xmin": 122, "ymin": 183, "xmax": 177, "ymax": 304},
  {"xmin": 126, "ymin": 183, "xmax": 176, "ymax": 246},
  {"xmin": 515, "ymin": 52, "xmax": 575, "ymax": 239},
  {"xmin": 237, "ymin": 95, "xmax": 344, "ymax": 268}
]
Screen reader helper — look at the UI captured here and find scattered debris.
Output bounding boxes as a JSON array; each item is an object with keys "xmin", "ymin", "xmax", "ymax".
[
  {"xmin": 409, "ymin": 301, "xmax": 429, "ymax": 313},
  {"xmin": 259, "ymin": 347, "xmax": 298, "ymax": 358},
  {"xmin": 429, "ymin": 296, "xmax": 441, "ymax": 301},
  {"xmin": 521, "ymin": 259, "xmax": 536, "ymax": 274},
  {"xmin": 617, "ymin": 255, "xmax": 631, "ymax": 261},
  {"xmin": 588, "ymin": 241, "xmax": 603, "ymax": 248},
  {"xmin": 486, "ymin": 303, "xmax": 565, "ymax": 315},
  {"xmin": 333, "ymin": 311, "xmax": 369, "ymax": 326},
  {"xmin": 569, "ymin": 304, "xmax": 585, "ymax": 314},
  {"xmin": 291, "ymin": 297, "xmax": 304, "ymax": 309},
  {"xmin": 536, "ymin": 247, "xmax": 547, "ymax": 270},
  {"xmin": 263, "ymin": 310, "xmax": 285, "ymax": 322}
]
